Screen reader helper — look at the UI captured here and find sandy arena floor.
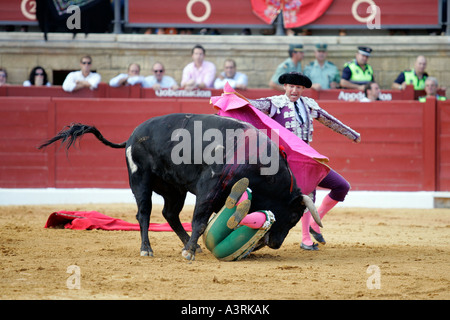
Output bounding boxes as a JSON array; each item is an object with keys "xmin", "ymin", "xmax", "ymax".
[{"xmin": 0, "ymin": 203, "xmax": 449, "ymax": 300}]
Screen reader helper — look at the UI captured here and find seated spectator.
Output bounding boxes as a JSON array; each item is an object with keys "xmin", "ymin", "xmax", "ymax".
[
  {"xmin": 418, "ymin": 77, "xmax": 447, "ymax": 102},
  {"xmin": 0, "ymin": 68, "xmax": 8, "ymax": 86},
  {"xmin": 304, "ymin": 43, "xmax": 340, "ymax": 90},
  {"xmin": 214, "ymin": 59, "xmax": 248, "ymax": 90},
  {"xmin": 340, "ymin": 46, "xmax": 374, "ymax": 91},
  {"xmin": 109, "ymin": 63, "xmax": 145, "ymax": 87},
  {"xmin": 23, "ymin": 66, "xmax": 51, "ymax": 87},
  {"xmin": 392, "ymin": 55, "xmax": 428, "ymax": 91},
  {"xmin": 360, "ymin": 82, "xmax": 381, "ymax": 102},
  {"xmin": 181, "ymin": 44, "xmax": 216, "ymax": 90},
  {"xmin": 143, "ymin": 62, "xmax": 178, "ymax": 90},
  {"xmin": 62, "ymin": 55, "xmax": 101, "ymax": 92}
]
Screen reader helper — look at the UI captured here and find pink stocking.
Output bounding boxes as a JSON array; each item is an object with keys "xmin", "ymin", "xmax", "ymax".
[
  {"xmin": 310, "ymin": 194, "xmax": 338, "ymax": 233},
  {"xmin": 301, "ymin": 211, "xmax": 313, "ymax": 246},
  {"xmin": 239, "ymin": 211, "xmax": 266, "ymax": 229}
]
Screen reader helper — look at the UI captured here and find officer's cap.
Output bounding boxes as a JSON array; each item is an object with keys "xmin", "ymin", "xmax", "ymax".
[
  {"xmin": 315, "ymin": 43, "xmax": 328, "ymax": 51},
  {"xmin": 289, "ymin": 44, "xmax": 304, "ymax": 52},
  {"xmin": 358, "ymin": 46, "xmax": 372, "ymax": 56}
]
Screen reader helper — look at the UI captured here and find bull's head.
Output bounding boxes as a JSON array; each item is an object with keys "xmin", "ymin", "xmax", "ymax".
[{"xmin": 262, "ymin": 189, "xmax": 321, "ymax": 249}]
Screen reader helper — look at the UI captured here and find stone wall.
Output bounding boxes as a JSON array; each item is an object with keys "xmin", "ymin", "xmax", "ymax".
[{"xmin": 0, "ymin": 32, "xmax": 448, "ymax": 97}]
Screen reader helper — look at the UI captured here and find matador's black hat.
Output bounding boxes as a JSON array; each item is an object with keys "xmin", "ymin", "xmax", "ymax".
[{"xmin": 278, "ymin": 72, "xmax": 312, "ymax": 88}]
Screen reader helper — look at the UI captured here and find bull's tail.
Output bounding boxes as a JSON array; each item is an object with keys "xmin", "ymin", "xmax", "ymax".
[{"xmin": 37, "ymin": 123, "xmax": 126, "ymax": 150}]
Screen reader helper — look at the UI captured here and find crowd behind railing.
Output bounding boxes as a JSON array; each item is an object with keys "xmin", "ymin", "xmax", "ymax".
[{"xmin": 0, "ymin": 43, "xmax": 446, "ymax": 102}]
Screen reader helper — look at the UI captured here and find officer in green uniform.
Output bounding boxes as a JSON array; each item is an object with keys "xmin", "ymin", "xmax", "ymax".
[
  {"xmin": 269, "ymin": 44, "xmax": 304, "ymax": 91},
  {"xmin": 304, "ymin": 43, "xmax": 340, "ymax": 90},
  {"xmin": 418, "ymin": 76, "xmax": 447, "ymax": 102},
  {"xmin": 340, "ymin": 46, "xmax": 374, "ymax": 91},
  {"xmin": 392, "ymin": 55, "xmax": 428, "ymax": 90}
]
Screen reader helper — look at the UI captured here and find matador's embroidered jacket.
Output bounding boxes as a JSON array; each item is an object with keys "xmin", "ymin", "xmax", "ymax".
[{"xmin": 249, "ymin": 94, "xmax": 360, "ymax": 144}]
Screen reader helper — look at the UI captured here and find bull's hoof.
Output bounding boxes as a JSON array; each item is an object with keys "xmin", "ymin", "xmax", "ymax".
[
  {"xmin": 226, "ymin": 178, "xmax": 249, "ymax": 209},
  {"xmin": 140, "ymin": 250, "xmax": 154, "ymax": 257},
  {"xmin": 195, "ymin": 245, "xmax": 203, "ymax": 254},
  {"xmin": 182, "ymin": 249, "xmax": 195, "ymax": 261}
]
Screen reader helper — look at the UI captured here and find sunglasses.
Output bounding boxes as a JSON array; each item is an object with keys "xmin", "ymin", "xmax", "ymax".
[
  {"xmin": 81, "ymin": 61, "xmax": 92, "ymax": 65},
  {"xmin": 35, "ymin": 72, "xmax": 44, "ymax": 76},
  {"xmin": 154, "ymin": 70, "xmax": 164, "ymax": 73}
]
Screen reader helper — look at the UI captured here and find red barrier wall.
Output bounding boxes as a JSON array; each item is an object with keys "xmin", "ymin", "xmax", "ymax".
[
  {"xmin": 0, "ymin": 96, "xmax": 447, "ymax": 191},
  {"xmin": 2, "ymin": 84, "xmax": 438, "ymax": 101},
  {"xmin": 437, "ymin": 100, "xmax": 450, "ymax": 191}
]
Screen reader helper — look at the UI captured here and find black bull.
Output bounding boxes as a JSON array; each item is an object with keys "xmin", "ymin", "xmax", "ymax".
[{"xmin": 39, "ymin": 113, "xmax": 319, "ymax": 260}]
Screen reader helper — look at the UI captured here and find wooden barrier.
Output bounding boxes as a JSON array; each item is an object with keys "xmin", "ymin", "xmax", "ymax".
[
  {"xmin": 1, "ymin": 84, "xmax": 442, "ymax": 101},
  {"xmin": 437, "ymin": 99, "xmax": 450, "ymax": 191},
  {"xmin": 0, "ymin": 95, "xmax": 447, "ymax": 191}
]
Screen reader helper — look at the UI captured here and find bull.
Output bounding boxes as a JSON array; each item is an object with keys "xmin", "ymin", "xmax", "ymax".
[{"xmin": 38, "ymin": 113, "xmax": 320, "ymax": 260}]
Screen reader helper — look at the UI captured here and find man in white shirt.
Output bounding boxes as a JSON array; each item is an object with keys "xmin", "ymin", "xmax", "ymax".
[
  {"xmin": 214, "ymin": 59, "xmax": 248, "ymax": 90},
  {"xmin": 360, "ymin": 81, "xmax": 381, "ymax": 102},
  {"xmin": 62, "ymin": 55, "xmax": 101, "ymax": 92},
  {"xmin": 109, "ymin": 63, "xmax": 145, "ymax": 87},
  {"xmin": 143, "ymin": 62, "xmax": 178, "ymax": 90}
]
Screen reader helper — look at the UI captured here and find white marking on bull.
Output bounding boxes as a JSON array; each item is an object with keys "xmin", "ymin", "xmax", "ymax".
[{"xmin": 126, "ymin": 146, "xmax": 138, "ymax": 174}]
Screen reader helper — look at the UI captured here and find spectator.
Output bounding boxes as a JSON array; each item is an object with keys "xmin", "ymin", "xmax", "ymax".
[
  {"xmin": 0, "ymin": 68, "xmax": 8, "ymax": 86},
  {"xmin": 418, "ymin": 77, "xmax": 447, "ymax": 102},
  {"xmin": 143, "ymin": 62, "xmax": 178, "ymax": 90},
  {"xmin": 214, "ymin": 59, "xmax": 248, "ymax": 90},
  {"xmin": 269, "ymin": 44, "xmax": 304, "ymax": 91},
  {"xmin": 304, "ymin": 43, "xmax": 340, "ymax": 90},
  {"xmin": 109, "ymin": 63, "xmax": 145, "ymax": 87},
  {"xmin": 340, "ymin": 46, "xmax": 374, "ymax": 91},
  {"xmin": 360, "ymin": 82, "xmax": 381, "ymax": 102},
  {"xmin": 23, "ymin": 66, "xmax": 51, "ymax": 87},
  {"xmin": 181, "ymin": 44, "xmax": 216, "ymax": 90},
  {"xmin": 62, "ymin": 55, "xmax": 101, "ymax": 92},
  {"xmin": 392, "ymin": 55, "xmax": 428, "ymax": 90}
]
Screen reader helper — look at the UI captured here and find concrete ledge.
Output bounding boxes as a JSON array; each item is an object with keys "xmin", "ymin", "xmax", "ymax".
[{"xmin": 1, "ymin": 188, "xmax": 448, "ymax": 209}]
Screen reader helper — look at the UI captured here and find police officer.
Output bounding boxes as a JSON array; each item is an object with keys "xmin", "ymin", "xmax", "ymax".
[
  {"xmin": 269, "ymin": 44, "xmax": 304, "ymax": 91},
  {"xmin": 340, "ymin": 46, "xmax": 374, "ymax": 91},
  {"xmin": 304, "ymin": 43, "xmax": 340, "ymax": 90},
  {"xmin": 392, "ymin": 55, "xmax": 428, "ymax": 91}
]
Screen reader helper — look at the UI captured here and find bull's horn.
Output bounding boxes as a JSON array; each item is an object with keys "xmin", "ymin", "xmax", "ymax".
[{"xmin": 302, "ymin": 195, "xmax": 323, "ymax": 228}]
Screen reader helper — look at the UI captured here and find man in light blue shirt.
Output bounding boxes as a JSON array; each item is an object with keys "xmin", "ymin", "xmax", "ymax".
[
  {"xmin": 143, "ymin": 62, "xmax": 178, "ymax": 90},
  {"xmin": 269, "ymin": 44, "xmax": 304, "ymax": 91},
  {"xmin": 214, "ymin": 59, "xmax": 248, "ymax": 90}
]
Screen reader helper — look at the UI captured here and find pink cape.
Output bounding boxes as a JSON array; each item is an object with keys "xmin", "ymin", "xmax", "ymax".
[
  {"xmin": 210, "ymin": 83, "xmax": 330, "ymax": 195},
  {"xmin": 44, "ymin": 210, "xmax": 192, "ymax": 232}
]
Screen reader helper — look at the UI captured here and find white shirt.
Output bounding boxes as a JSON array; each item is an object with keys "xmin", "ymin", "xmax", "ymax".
[
  {"xmin": 214, "ymin": 72, "xmax": 248, "ymax": 89},
  {"xmin": 109, "ymin": 73, "xmax": 145, "ymax": 87},
  {"xmin": 143, "ymin": 75, "xmax": 178, "ymax": 89},
  {"xmin": 23, "ymin": 80, "xmax": 51, "ymax": 87},
  {"xmin": 62, "ymin": 70, "xmax": 101, "ymax": 92}
]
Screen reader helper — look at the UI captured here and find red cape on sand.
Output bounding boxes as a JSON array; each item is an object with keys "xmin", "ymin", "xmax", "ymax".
[
  {"xmin": 210, "ymin": 83, "xmax": 330, "ymax": 195},
  {"xmin": 44, "ymin": 210, "xmax": 192, "ymax": 232}
]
